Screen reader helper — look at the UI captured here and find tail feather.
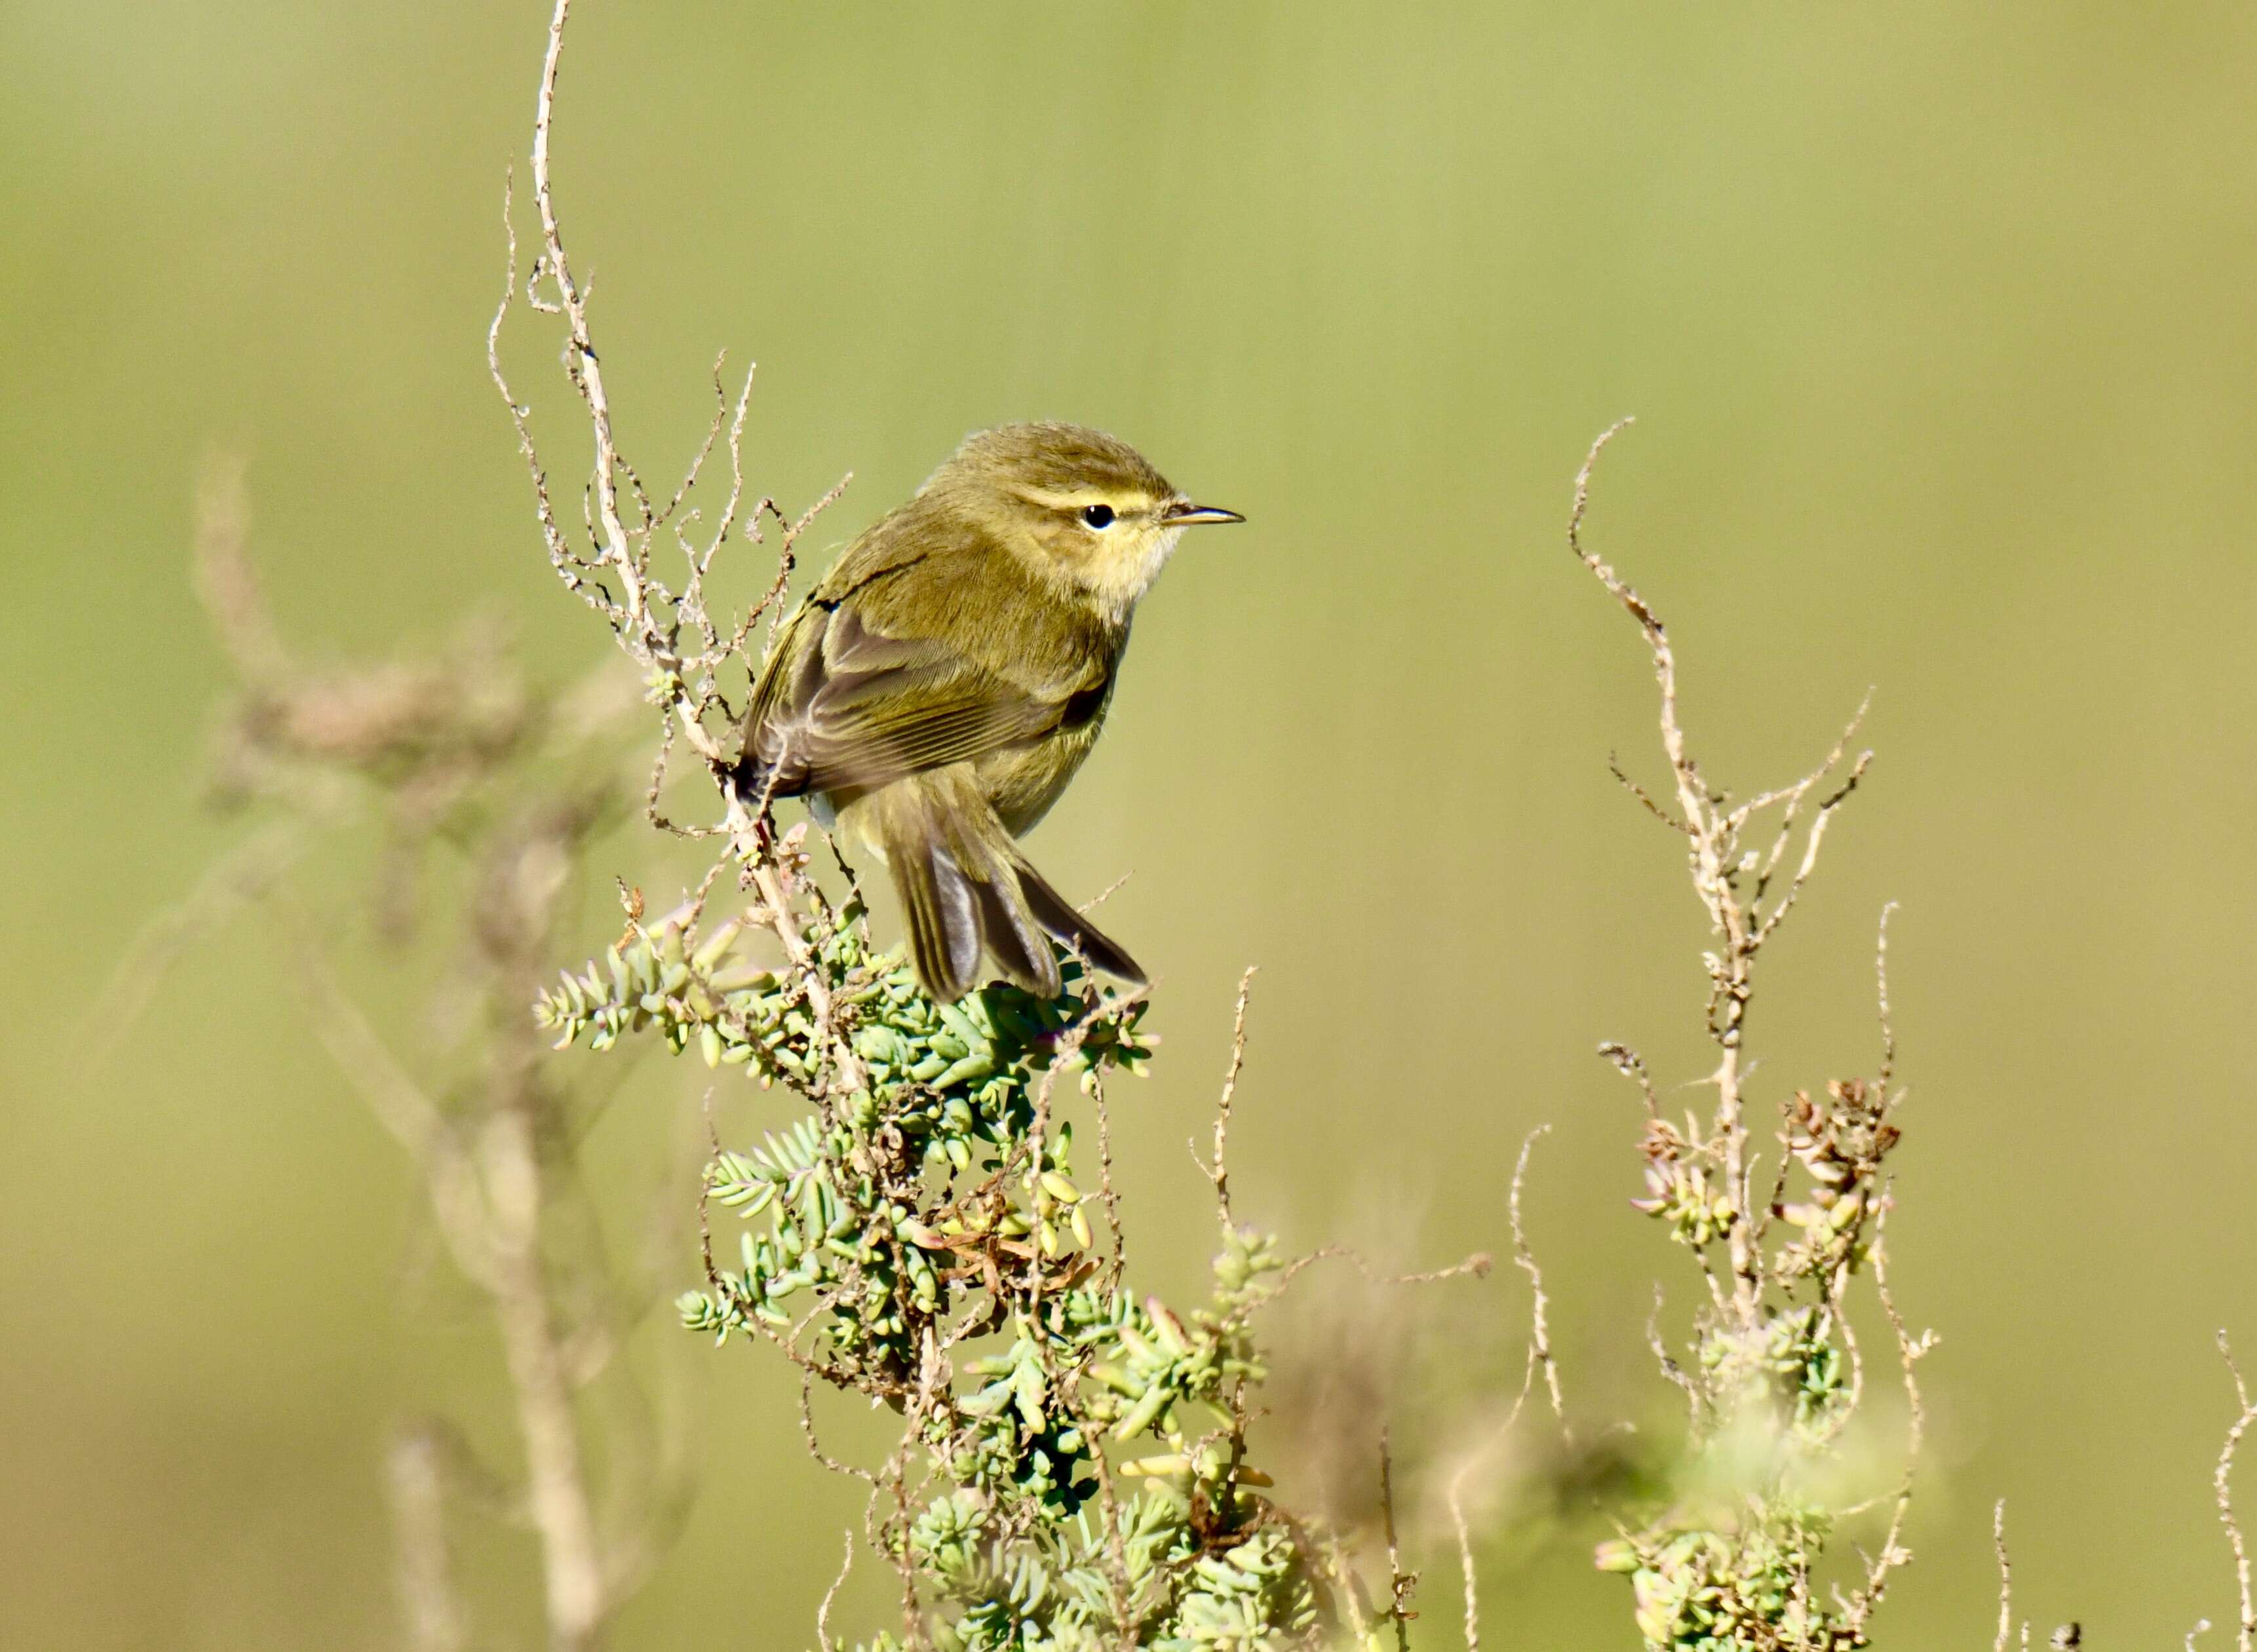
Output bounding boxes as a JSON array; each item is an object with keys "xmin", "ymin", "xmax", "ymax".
[
  {"xmin": 871, "ymin": 773, "xmax": 1056, "ymax": 1001},
  {"xmin": 967, "ymin": 870, "xmax": 1059, "ymax": 1000},
  {"xmin": 1012, "ymin": 860, "xmax": 1146, "ymax": 988},
  {"xmin": 887, "ymin": 824, "xmax": 978, "ymax": 1002},
  {"xmin": 867, "ymin": 769, "xmax": 1139, "ymax": 1003}
]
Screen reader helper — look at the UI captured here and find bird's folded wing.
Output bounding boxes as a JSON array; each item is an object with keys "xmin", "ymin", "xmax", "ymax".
[{"xmin": 744, "ymin": 598, "xmax": 1089, "ymax": 797}]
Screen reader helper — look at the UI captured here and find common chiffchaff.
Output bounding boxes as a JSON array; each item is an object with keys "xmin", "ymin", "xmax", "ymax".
[{"xmin": 733, "ymin": 423, "xmax": 1241, "ymax": 1002}]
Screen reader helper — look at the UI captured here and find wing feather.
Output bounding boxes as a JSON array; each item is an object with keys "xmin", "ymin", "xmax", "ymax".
[{"xmin": 738, "ymin": 547, "xmax": 1106, "ymax": 801}]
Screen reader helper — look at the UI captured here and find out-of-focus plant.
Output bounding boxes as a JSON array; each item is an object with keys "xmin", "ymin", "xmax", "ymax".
[
  {"xmin": 1562, "ymin": 421, "xmax": 1930, "ymax": 1651},
  {"xmin": 188, "ymin": 454, "xmax": 700, "ymax": 1652}
]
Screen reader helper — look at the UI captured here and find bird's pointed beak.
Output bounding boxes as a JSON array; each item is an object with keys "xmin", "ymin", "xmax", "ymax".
[{"xmin": 1163, "ymin": 501, "xmax": 1244, "ymax": 526}]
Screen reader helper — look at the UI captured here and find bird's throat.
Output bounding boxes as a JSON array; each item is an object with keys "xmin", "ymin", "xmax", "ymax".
[{"xmin": 1080, "ymin": 524, "xmax": 1183, "ymax": 626}]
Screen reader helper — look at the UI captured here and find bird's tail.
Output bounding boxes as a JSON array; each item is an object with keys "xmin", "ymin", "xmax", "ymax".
[{"xmin": 867, "ymin": 769, "xmax": 1146, "ymax": 1004}]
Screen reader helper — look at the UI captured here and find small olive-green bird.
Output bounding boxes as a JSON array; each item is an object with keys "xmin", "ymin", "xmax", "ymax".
[{"xmin": 732, "ymin": 423, "xmax": 1241, "ymax": 1003}]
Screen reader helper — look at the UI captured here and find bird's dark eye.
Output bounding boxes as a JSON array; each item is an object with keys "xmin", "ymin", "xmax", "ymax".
[{"xmin": 1080, "ymin": 503, "xmax": 1115, "ymax": 529}]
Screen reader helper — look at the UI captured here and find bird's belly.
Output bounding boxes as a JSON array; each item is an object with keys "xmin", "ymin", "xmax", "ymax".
[{"xmin": 980, "ymin": 723, "xmax": 1100, "ymax": 839}]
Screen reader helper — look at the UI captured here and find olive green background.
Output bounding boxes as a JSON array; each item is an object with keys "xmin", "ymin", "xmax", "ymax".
[{"xmin": 5, "ymin": 1, "xmax": 2254, "ymax": 1645}]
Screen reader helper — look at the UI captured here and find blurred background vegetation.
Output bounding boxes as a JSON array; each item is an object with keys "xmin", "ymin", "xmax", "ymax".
[{"xmin": 5, "ymin": 0, "xmax": 2255, "ymax": 1645}]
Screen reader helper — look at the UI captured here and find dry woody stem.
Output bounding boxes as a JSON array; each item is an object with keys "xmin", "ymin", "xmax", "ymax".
[{"xmin": 1573, "ymin": 420, "xmax": 1925, "ymax": 1651}]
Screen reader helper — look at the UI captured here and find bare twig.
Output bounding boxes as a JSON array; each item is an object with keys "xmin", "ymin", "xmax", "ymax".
[
  {"xmin": 1572, "ymin": 421, "xmax": 1877, "ymax": 1334},
  {"xmin": 528, "ymin": 0, "xmax": 635, "ymax": 626},
  {"xmin": 1598, "ymin": 1040, "xmax": 1662, "ymax": 1119},
  {"xmin": 1875, "ymin": 900, "xmax": 1900, "ymax": 1092},
  {"xmin": 1378, "ymin": 1429, "xmax": 1414, "ymax": 1652},
  {"xmin": 1608, "ymin": 750, "xmax": 1693, "ymax": 834},
  {"xmin": 1078, "ymin": 869, "xmax": 1136, "ymax": 913},
  {"xmin": 490, "ymin": 167, "xmax": 616, "ymax": 629},
  {"xmin": 1843, "ymin": 1202, "xmax": 1934, "ymax": 1632},
  {"xmin": 2216, "ymin": 1330, "xmax": 2257, "ymax": 1652},
  {"xmin": 1994, "ymin": 1501, "xmax": 2015, "ymax": 1652},
  {"xmin": 195, "ymin": 432, "xmax": 681, "ymax": 1647},
  {"xmin": 817, "ymin": 1528, "xmax": 857, "ymax": 1652},
  {"xmin": 1275, "ymin": 1243, "xmax": 1492, "ymax": 1297},
  {"xmin": 1508, "ymin": 1126, "xmax": 1568, "ymax": 1439},
  {"xmin": 283, "ymin": 918, "xmax": 493, "ymax": 1284},
  {"xmin": 1569, "ymin": 425, "xmax": 1925, "ymax": 1646},
  {"xmin": 1191, "ymin": 966, "xmax": 1258, "ymax": 1231},
  {"xmin": 1449, "ymin": 1472, "xmax": 1484, "ymax": 1652},
  {"xmin": 1646, "ymin": 1284, "xmax": 1701, "ymax": 1419},
  {"xmin": 1447, "ymin": 1132, "xmax": 1562, "ymax": 1652}
]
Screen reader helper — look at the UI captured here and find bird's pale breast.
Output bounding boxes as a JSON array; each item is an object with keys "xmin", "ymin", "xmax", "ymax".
[{"xmin": 978, "ymin": 708, "xmax": 1105, "ymax": 838}]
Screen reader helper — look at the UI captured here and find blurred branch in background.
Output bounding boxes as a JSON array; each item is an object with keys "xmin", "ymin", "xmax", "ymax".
[{"xmin": 190, "ymin": 456, "xmax": 701, "ymax": 1652}]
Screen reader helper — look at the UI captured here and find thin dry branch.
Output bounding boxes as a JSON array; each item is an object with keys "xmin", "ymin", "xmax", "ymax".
[
  {"xmin": 528, "ymin": 0, "xmax": 634, "ymax": 615},
  {"xmin": 495, "ymin": 0, "xmax": 853, "ymax": 798},
  {"xmin": 1568, "ymin": 417, "xmax": 1708, "ymax": 863},
  {"xmin": 1571, "ymin": 419, "xmax": 1876, "ymax": 1334},
  {"xmin": 1275, "ymin": 1243, "xmax": 1492, "ymax": 1297},
  {"xmin": 1843, "ymin": 1203, "xmax": 1934, "ymax": 1632},
  {"xmin": 279, "ymin": 808, "xmax": 631, "ymax": 1652},
  {"xmin": 490, "ymin": 169, "xmax": 617, "ymax": 630},
  {"xmin": 817, "ymin": 1527, "xmax": 857, "ymax": 1652},
  {"xmin": 1645, "ymin": 1284, "xmax": 1701, "ymax": 1420},
  {"xmin": 1449, "ymin": 1478, "xmax": 1483, "ymax": 1652},
  {"xmin": 2216, "ymin": 1330, "xmax": 2257, "ymax": 1652},
  {"xmin": 1875, "ymin": 900, "xmax": 1900, "ymax": 1091},
  {"xmin": 1568, "ymin": 423, "xmax": 1926, "ymax": 1647},
  {"xmin": 1378, "ymin": 1429, "xmax": 1414, "ymax": 1652},
  {"xmin": 1192, "ymin": 966, "xmax": 1258, "ymax": 1232},
  {"xmin": 1448, "ymin": 1126, "xmax": 1570, "ymax": 1652},
  {"xmin": 1508, "ymin": 1126, "xmax": 1568, "ymax": 1440},
  {"xmin": 1597, "ymin": 1040, "xmax": 1663, "ymax": 1119},
  {"xmin": 1994, "ymin": 1501, "xmax": 2016, "ymax": 1652},
  {"xmin": 87, "ymin": 816, "xmax": 312, "ymax": 1070}
]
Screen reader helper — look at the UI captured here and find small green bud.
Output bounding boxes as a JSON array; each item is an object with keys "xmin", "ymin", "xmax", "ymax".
[
  {"xmin": 1593, "ymin": 1539, "xmax": 1640, "ymax": 1574},
  {"xmin": 691, "ymin": 919, "xmax": 743, "ymax": 973},
  {"xmin": 1039, "ymin": 1172, "xmax": 1079, "ymax": 1204}
]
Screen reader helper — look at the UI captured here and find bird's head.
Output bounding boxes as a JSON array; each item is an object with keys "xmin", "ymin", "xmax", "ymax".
[{"xmin": 920, "ymin": 423, "xmax": 1241, "ymax": 619}]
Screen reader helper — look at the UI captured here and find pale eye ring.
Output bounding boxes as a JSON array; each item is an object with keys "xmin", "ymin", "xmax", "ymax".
[{"xmin": 1080, "ymin": 503, "xmax": 1115, "ymax": 529}]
